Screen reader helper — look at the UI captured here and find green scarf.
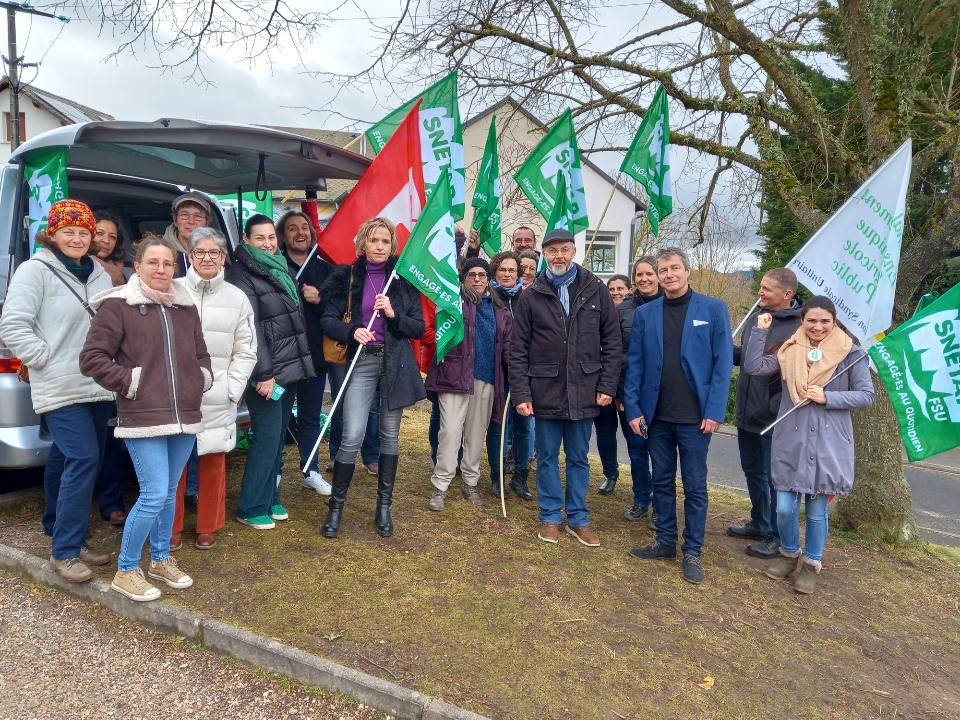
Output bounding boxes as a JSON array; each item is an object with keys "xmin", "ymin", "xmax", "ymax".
[{"xmin": 245, "ymin": 244, "xmax": 300, "ymax": 307}]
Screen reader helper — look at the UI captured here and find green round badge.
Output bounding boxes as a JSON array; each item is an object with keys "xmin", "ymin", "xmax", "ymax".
[{"xmin": 807, "ymin": 348, "xmax": 823, "ymax": 362}]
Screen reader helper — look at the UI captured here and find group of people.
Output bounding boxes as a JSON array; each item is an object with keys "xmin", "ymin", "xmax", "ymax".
[{"xmin": 0, "ymin": 192, "xmax": 874, "ymax": 601}]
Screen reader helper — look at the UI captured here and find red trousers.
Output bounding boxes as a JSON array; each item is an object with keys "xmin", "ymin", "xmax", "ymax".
[{"xmin": 173, "ymin": 452, "xmax": 227, "ymax": 536}]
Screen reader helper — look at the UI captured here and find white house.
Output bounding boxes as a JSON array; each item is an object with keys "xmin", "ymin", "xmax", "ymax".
[
  {"xmin": 0, "ymin": 77, "xmax": 113, "ymax": 163},
  {"xmin": 462, "ymin": 97, "xmax": 645, "ymax": 278}
]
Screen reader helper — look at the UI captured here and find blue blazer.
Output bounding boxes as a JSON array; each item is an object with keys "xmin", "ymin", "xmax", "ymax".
[{"xmin": 622, "ymin": 290, "xmax": 734, "ymax": 424}]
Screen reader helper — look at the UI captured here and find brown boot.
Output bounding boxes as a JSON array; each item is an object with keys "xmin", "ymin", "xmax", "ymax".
[
  {"xmin": 793, "ymin": 558, "xmax": 819, "ymax": 594},
  {"xmin": 764, "ymin": 552, "xmax": 801, "ymax": 580},
  {"xmin": 461, "ymin": 483, "xmax": 485, "ymax": 507},
  {"xmin": 49, "ymin": 556, "xmax": 93, "ymax": 583}
]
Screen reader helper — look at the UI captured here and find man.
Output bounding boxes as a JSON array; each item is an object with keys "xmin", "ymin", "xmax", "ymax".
[
  {"xmin": 510, "ymin": 228, "xmax": 621, "ymax": 547},
  {"xmin": 279, "ymin": 209, "xmax": 334, "ymax": 495},
  {"xmin": 466, "ymin": 225, "xmax": 537, "ymax": 258},
  {"xmin": 163, "ymin": 191, "xmax": 211, "ymax": 276},
  {"xmin": 623, "ymin": 247, "xmax": 733, "ymax": 584},
  {"xmin": 727, "ymin": 268, "xmax": 802, "ymax": 559}
]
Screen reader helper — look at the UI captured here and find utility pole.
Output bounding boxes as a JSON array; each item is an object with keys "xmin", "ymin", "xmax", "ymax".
[{"xmin": 1, "ymin": 2, "xmax": 68, "ymax": 151}]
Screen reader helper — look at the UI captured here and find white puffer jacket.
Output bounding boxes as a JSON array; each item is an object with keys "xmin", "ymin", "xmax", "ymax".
[
  {"xmin": 0, "ymin": 249, "xmax": 115, "ymax": 413},
  {"xmin": 178, "ymin": 267, "xmax": 257, "ymax": 455}
]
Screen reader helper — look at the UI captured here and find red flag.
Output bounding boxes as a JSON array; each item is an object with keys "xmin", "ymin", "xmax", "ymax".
[{"xmin": 318, "ymin": 102, "xmax": 426, "ymax": 265}]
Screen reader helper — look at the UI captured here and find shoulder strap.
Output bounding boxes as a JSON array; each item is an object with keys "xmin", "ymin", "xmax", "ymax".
[
  {"xmin": 345, "ymin": 269, "xmax": 353, "ymax": 314},
  {"xmin": 33, "ymin": 260, "xmax": 96, "ymax": 318}
]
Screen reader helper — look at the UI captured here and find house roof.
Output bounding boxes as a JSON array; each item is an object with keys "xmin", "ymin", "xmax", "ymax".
[
  {"xmin": 0, "ymin": 77, "xmax": 114, "ymax": 123},
  {"xmin": 269, "ymin": 125, "xmax": 374, "ymax": 205},
  {"xmin": 464, "ymin": 95, "xmax": 646, "ymax": 210}
]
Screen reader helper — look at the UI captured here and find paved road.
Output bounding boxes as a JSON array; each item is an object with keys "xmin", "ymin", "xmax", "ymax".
[{"xmin": 590, "ymin": 427, "xmax": 960, "ymax": 547}]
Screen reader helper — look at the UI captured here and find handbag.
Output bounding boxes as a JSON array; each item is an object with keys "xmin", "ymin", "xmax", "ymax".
[{"xmin": 323, "ymin": 270, "xmax": 353, "ymax": 365}]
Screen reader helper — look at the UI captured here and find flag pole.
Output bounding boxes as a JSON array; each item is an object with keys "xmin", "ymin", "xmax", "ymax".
[
  {"xmin": 732, "ymin": 298, "xmax": 762, "ymax": 338},
  {"xmin": 342, "ymin": 134, "xmax": 363, "ymax": 151},
  {"xmin": 294, "ymin": 244, "xmax": 318, "ymax": 281},
  {"xmin": 759, "ymin": 350, "xmax": 866, "ymax": 436},
  {"xmin": 301, "ymin": 270, "xmax": 398, "ymax": 473},
  {"xmin": 583, "ymin": 172, "xmax": 621, "ymax": 262},
  {"xmin": 498, "ymin": 392, "xmax": 511, "ymax": 518}
]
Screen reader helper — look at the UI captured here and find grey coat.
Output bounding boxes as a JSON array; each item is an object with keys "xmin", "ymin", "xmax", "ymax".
[{"xmin": 743, "ymin": 326, "xmax": 875, "ymax": 496}]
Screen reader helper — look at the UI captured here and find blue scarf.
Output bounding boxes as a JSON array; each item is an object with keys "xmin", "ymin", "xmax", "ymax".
[
  {"xmin": 546, "ymin": 264, "xmax": 577, "ymax": 315},
  {"xmin": 490, "ymin": 280, "xmax": 522, "ymax": 297}
]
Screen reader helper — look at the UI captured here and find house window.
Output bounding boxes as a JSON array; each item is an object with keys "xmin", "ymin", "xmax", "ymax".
[
  {"xmin": 584, "ymin": 232, "xmax": 618, "ymax": 275},
  {"xmin": 3, "ymin": 112, "xmax": 25, "ymax": 143}
]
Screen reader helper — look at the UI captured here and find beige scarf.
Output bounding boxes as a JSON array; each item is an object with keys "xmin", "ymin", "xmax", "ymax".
[{"xmin": 777, "ymin": 325, "xmax": 852, "ymax": 405}]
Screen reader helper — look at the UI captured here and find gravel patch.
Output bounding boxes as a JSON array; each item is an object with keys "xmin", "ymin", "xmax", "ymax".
[{"xmin": 0, "ymin": 573, "xmax": 390, "ymax": 720}]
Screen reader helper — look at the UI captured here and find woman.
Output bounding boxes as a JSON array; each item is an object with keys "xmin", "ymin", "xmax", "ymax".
[
  {"xmin": 226, "ymin": 214, "xmax": 315, "ymax": 530},
  {"xmin": 593, "ymin": 274, "xmax": 634, "ymax": 495},
  {"xmin": 171, "ymin": 228, "xmax": 257, "ymax": 550},
  {"xmin": 426, "ymin": 258, "xmax": 512, "ymax": 511},
  {"xmin": 0, "ymin": 199, "xmax": 115, "ymax": 583},
  {"xmin": 81, "ymin": 235, "xmax": 212, "ymax": 602},
  {"xmin": 612, "ymin": 257, "xmax": 663, "ymax": 525},
  {"xmin": 519, "ymin": 251, "xmax": 539, "ymax": 289},
  {"xmin": 743, "ymin": 296, "xmax": 874, "ymax": 594},
  {"xmin": 91, "ymin": 210, "xmax": 129, "ymax": 528},
  {"xmin": 320, "ymin": 217, "xmax": 426, "ymax": 538},
  {"xmin": 485, "ymin": 251, "xmax": 533, "ymax": 500},
  {"xmin": 92, "ymin": 210, "xmax": 127, "ymax": 286}
]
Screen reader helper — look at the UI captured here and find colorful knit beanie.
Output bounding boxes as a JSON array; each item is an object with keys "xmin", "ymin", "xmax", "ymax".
[{"xmin": 46, "ymin": 199, "xmax": 97, "ymax": 236}]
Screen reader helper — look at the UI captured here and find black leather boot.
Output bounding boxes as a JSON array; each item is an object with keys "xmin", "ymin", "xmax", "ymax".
[
  {"xmin": 375, "ymin": 454, "xmax": 399, "ymax": 537},
  {"xmin": 509, "ymin": 468, "xmax": 534, "ymax": 500},
  {"xmin": 598, "ymin": 474, "xmax": 618, "ymax": 494},
  {"xmin": 321, "ymin": 461, "xmax": 355, "ymax": 538}
]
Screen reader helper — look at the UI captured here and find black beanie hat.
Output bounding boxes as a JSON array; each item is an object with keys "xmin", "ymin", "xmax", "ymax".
[{"xmin": 459, "ymin": 256, "xmax": 491, "ymax": 282}]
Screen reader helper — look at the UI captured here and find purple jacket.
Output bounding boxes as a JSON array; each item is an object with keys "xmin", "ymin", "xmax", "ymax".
[{"xmin": 425, "ymin": 295, "xmax": 512, "ymax": 424}]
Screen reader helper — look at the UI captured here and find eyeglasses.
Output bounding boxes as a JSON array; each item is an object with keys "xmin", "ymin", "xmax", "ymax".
[
  {"xmin": 141, "ymin": 260, "xmax": 175, "ymax": 271},
  {"xmin": 544, "ymin": 245, "xmax": 575, "ymax": 257},
  {"xmin": 177, "ymin": 212, "xmax": 206, "ymax": 222},
  {"xmin": 466, "ymin": 271, "xmax": 488, "ymax": 279},
  {"xmin": 497, "ymin": 268, "xmax": 518, "ymax": 275},
  {"xmin": 192, "ymin": 249, "xmax": 223, "ymax": 259}
]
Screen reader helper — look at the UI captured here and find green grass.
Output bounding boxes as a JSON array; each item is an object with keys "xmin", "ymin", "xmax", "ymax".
[{"xmin": 5, "ymin": 404, "xmax": 960, "ymax": 720}]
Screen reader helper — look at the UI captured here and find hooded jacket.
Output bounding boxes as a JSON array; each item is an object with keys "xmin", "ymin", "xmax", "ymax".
[
  {"xmin": 0, "ymin": 248, "xmax": 115, "ymax": 414},
  {"xmin": 509, "ymin": 265, "xmax": 622, "ymax": 420},
  {"xmin": 225, "ymin": 243, "xmax": 315, "ymax": 388},
  {"xmin": 178, "ymin": 267, "xmax": 258, "ymax": 455},
  {"xmin": 733, "ymin": 300, "xmax": 803, "ymax": 433},
  {"xmin": 320, "ymin": 255, "xmax": 426, "ymax": 411},
  {"xmin": 80, "ymin": 275, "xmax": 213, "ymax": 439}
]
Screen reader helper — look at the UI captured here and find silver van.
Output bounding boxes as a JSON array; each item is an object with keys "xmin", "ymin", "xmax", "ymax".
[{"xmin": 0, "ymin": 120, "xmax": 368, "ymax": 486}]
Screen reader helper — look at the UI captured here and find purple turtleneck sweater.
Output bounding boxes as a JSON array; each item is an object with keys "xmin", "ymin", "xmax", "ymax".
[{"xmin": 362, "ymin": 260, "xmax": 388, "ymax": 343}]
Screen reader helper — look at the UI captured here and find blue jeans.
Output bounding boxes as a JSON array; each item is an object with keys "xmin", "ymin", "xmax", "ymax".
[
  {"xmin": 95, "ymin": 410, "xmax": 127, "ymax": 520},
  {"xmin": 594, "ymin": 403, "xmax": 620, "ymax": 479},
  {"xmin": 618, "ymin": 408, "xmax": 652, "ymax": 509},
  {"xmin": 120, "ymin": 433, "xmax": 196, "ymax": 570},
  {"xmin": 738, "ymin": 428, "xmax": 778, "ymax": 540},
  {"xmin": 338, "ymin": 353, "xmax": 402, "ymax": 462},
  {"xmin": 329, "ymin": 362, "xmax": 380, "ymax": 464},
  {"xmin": 534, "ymin": 417, "xmax": 593, "ymax": 527},
  {"xmin": 647, "ymin": 420, "xmax": 712, "ymax": 557},
  {"xmin": 185, "ymin": 444, "xmax": 199, "ymax": 497},
  {"xmin": 237, "ymin": 384, "xmax": 297, "ymax": 519},
  {"xmin": 777, "ymin": 491, "xmax": 829, "ymax": 562},
  {"xmin": 295, "ymin": 371, "xmax": 327, "ymax": 475},
  {"xmin": 42, "ymin": 401, "xmax": 113, "ymax": 559}
]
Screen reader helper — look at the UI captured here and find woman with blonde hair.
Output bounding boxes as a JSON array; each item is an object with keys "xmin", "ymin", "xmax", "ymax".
[{"xmin": 319, "ymin": 217, "xmax": 426, "ymax": 538}]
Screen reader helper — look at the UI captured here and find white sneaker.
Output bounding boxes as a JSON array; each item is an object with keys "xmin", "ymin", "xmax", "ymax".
[{"xmin": 302, "ymin": 470, "xmax": 332, "ymax": 495}]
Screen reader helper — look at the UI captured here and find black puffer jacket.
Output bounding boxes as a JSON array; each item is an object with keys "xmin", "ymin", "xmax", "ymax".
[
  {"xmin": 616, "ymin": 288, "xmax": 663, "ymax": 397},
  {"xmin": 225, "ymin": 244, "xmax": 315, "ymax": 388},
  {"xmin": 320, "ymin": 255, "xmax": 427, "ymax": 412},
  {"xmin": 733, "ymin": 299, "xmax": 802, "ymax": 433}
]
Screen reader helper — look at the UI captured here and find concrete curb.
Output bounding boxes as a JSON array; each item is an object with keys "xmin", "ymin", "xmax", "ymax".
[{"xmin": 0, "ymin": 542, "xmax": 491, "ymax": 720}]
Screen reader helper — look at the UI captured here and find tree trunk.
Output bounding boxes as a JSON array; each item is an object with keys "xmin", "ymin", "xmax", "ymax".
[{"xmin": 834, "ymin": 372, "xmax": 919, "ymax": 545}]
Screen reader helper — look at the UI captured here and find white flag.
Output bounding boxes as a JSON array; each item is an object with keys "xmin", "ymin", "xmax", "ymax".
[{"xmin": 787, "ymin": 139, "xmax": 912, "ymax": 344}]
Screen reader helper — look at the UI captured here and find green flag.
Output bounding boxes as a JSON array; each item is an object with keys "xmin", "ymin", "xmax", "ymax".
[
  {"xmin": 620, "ymin": 85, "xmax": 673, "ymax": 236},
  {"xmin": 546, "ymin": 172, "xmax": 576, "ymax": 235},
  {"xmin": 396, "ymin": 168, "xmax": 464, "ymax": 363},
  {"xmin": 213, "ymin": 191, "xmax": 274, "ymax": 225},
  {"xmin": 514, "ymin": 108, "xmax": 589, "ymax": 236},
  {"xmin": 25, "ymin": 147, "xmax": 68, "ymax": 254},
  {"xmin": 867, "ymin": 281, "xmax": 960, "ymax": 461},
  {"xmin": 471, "ymin": 117, "xmax": 502, "ymax": 257},
  {"xmin": 366, "ymin": 71, "xmax": 465, "ymax": 221}
]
